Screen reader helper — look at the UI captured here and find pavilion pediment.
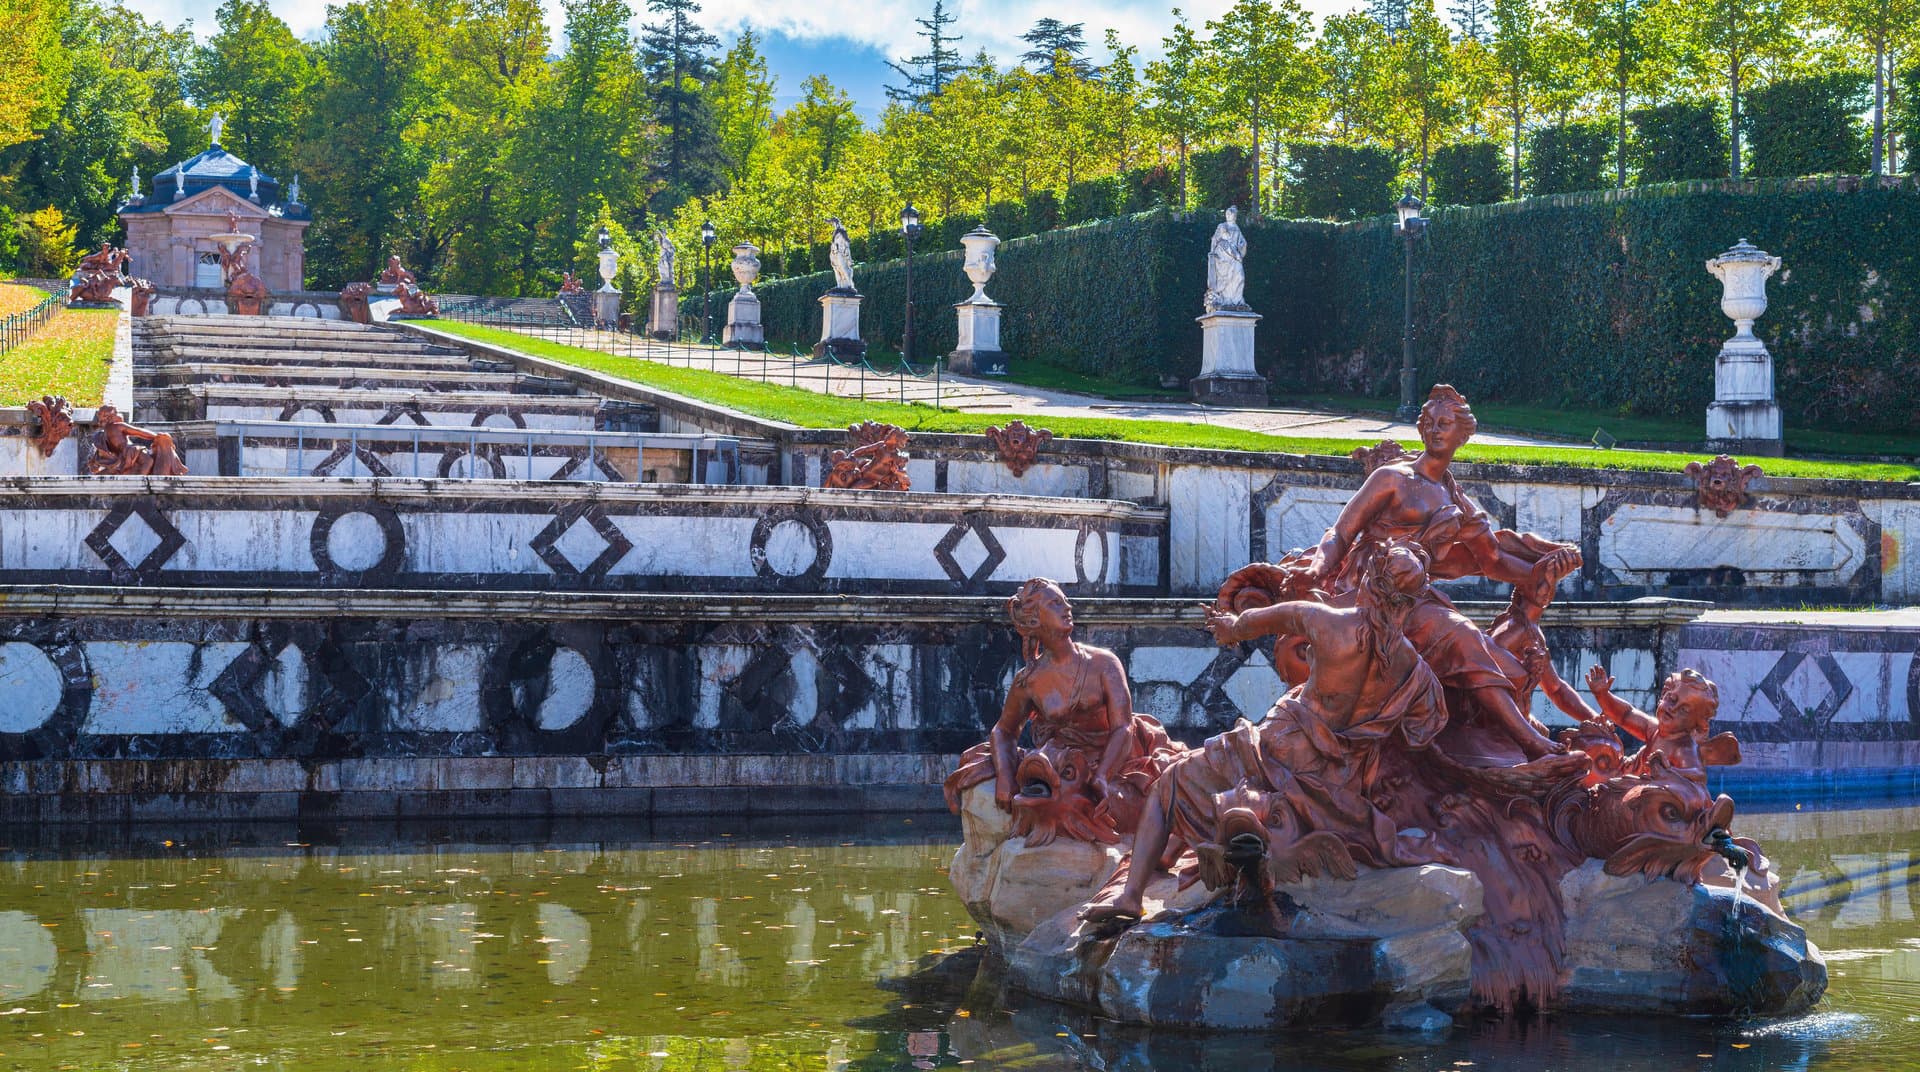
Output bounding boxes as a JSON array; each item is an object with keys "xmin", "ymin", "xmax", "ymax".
[{"xmin": 162, "ymin": 186, "xmax": 271, "ymax": 219}]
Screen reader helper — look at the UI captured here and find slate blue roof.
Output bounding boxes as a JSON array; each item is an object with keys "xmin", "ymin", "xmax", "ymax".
[{"xmin": 123, "ymin": 144, "xmax": 310, "ymax": 220}]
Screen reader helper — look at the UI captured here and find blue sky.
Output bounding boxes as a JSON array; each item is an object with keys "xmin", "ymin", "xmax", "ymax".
[{"xmin": 124, "ymin": 0, "xmax": 1357, "ymax": 116}]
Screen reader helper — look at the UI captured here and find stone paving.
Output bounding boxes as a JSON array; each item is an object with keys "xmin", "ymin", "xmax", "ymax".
[{"xmin": 497, "ymin": 325, "xmax": 1558, "ymax": 447}]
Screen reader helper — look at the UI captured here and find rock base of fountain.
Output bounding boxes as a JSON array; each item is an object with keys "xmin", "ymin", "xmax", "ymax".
[{"xmin": 951, "ymin": 784, "xmax": 1825, "ymax": 1030}]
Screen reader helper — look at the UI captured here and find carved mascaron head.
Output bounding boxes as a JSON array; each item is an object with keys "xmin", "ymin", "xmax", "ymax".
[{"xmin": 1550, "ymin": 750, "xmax": 1734, "ymax": 882}]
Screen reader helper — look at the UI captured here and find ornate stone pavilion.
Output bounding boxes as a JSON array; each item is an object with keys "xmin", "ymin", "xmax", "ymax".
[{"xmin": 119, "ymin": 117, "xmax": 311, "ymax": 292}]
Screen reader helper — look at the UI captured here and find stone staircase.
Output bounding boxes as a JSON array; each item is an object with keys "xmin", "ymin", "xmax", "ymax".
[{"xmin": 128, "ymin": 314, "xmax": 741, "ymax": 481}]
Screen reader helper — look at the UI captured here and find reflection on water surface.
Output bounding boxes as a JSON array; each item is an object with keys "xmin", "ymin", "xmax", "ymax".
[{"xmin": 0, "ymin": 801, "xmax": 1912, "ymax": 1070}]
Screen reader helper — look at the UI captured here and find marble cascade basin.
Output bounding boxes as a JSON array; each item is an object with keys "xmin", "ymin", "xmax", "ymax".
[{"xmin": 0, "ymin": 478, "xmax": 1164, "ymax": 595}]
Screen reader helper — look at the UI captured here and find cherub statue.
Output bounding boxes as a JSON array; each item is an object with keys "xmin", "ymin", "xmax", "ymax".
[
  {"xmin": 1572, "ymin": 666, "xmax": 1741, "ymax": 778},
  {"xmin": 823, "ymin": 421, "xmax": 910, "ymax": 492},
  {"xmin": 379, "ymin": 255, "xmax": 416, "ymax": 286},
  {"xmin": 86, "ymin": 405, "xmax": 188, "ymax": 476}
]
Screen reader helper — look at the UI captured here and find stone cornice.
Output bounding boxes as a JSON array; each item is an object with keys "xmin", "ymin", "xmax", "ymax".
[{"xmin": 0, "ymin": 584, "xmax": 1704, "ymax": 627}]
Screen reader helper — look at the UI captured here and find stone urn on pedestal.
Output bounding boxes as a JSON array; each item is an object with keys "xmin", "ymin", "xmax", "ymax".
[
  {"xmin": 1704, "ymin": 239, "xmax": 1784, "ymax": 456},
  {"xmin": 949, "ymin": 226, "xmax": 1008, "ymax": 375},
  {"xmin": 723, "ymin": 242, "xmax": 764, "ymax": 349},
  {"xmin": 594, "ymin": 227, "xmax": 621, "ymax": 328}
]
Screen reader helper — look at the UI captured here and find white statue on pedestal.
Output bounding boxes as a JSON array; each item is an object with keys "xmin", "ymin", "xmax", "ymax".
[
  {"xmin": 1204, "ymin": 206, "xmax": 1248, "ymax": 313},
  {"xmin": 654, "ymin": 230, "xmax": 676, "ymax": 287},
  {"xmin": 130, "ymin": 164, "xmax": 142, "ymax": 199},
  {"xmin": 248, "ymin": 166, "xmax": 260, "ymax": 200},
  {"xmin": 209, "ymin": 112, "xmax": 225, "ymax": 147},
  {"xmin": 827, "ymin": 218, "xmax": 856, "ymax": 292}
]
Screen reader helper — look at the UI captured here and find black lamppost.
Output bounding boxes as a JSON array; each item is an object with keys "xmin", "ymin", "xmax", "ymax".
[
  {"xmin": 700, "ymin": 220, "xmax": 717, "ymax": 343},
  {"xmin": 1393, "ymin": 192, "xmax": 1427, "ymax": 422},
  {"xmin": 900, "ymin": 202, "xmax": 923, "ymax": 365}
]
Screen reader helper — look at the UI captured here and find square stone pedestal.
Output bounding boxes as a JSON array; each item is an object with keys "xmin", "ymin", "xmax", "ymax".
[
  {"xmin": 949, "ymin": 298, "xmax": 1007, "ymax": 375},
  {"xmin": 1193, "ymin": 309, "xmax": 1266, "ymax": 407},
  {"xmin": 724, "ymin": 289, "xmax": 764, "ymax": 349},
  {"xmin": 1705, "ymin": 341, "xmax": 1783, "ymax": 456},
  {"xmin": 814, "ymin": 290, "xmax": 865, "ymax": 358},
  {"xmin": 648, "ymin": 284, "xmax": 679, "ymax": 340},
  {"xmin": 594, "ymin": 287, "xmax": 620, "ymax": 328}
]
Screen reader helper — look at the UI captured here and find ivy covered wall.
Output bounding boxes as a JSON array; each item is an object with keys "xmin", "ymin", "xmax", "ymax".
[{"xmin": 701, "ymin": 179, "xmax": 1920, "ymax": 433}]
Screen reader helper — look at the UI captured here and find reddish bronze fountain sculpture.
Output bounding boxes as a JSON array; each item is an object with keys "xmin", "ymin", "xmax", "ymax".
[
  {"xmin": 223, "ymin": 244, "xmax": 272, "ymax": 316},
  {"xmin": 983, "ymin": 420, "xmax": 1053, "ymax": 478},
  {"xmin": 25, "ymin": 396, "xmax": 73, "ymax": 457},
  {"xmin": 338, "ymin": 282, "xmax": 373, "ymax": 325},
  {"xmin": 944, "ymin": 383, "xmax": 1823, "ymax": 1027},
  {"xmin": 85, "ymin": 404, "xmax": 188, "ymax": 476},
  {"xmin": 69, "ymin": 242, "xmax": 130, "ymax": 305},
  {"xmin": 394, "ymin": 281, "xmax": 439, "ymax": 317},
  {"xmin": 823, "ymin": 421, "xmax": 911, "ymax": 492},
  {"xmin": 558, "ymin": 271, "xmax": 586, "ymax": 295},
  {"xmin": 1686, "ymin": 454, "xmax": 1764, "ymax": 518},
  {"xmin": 379, "ymin": 255, "xmax": 416, "ymax": 287},
  {"xmin": 944, "ymin": 579, "xmax": 1183, "ymax": 846}
]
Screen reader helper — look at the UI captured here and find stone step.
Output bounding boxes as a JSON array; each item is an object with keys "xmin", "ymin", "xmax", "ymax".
[
  {"xmin": 135, "ymin": 383, "xmax": 612, "ymax": 430},
  {"xmin": 139, "ymin": 334, "xmax": 466, "ymax": 356},
  {"xmin": 165, "ymin": 419, "xmax": 727, "ymax": 482},
  {"xmin": 138, "ymin": 362, "xmax": 539, "ymax": 393},
  {"xmin": 136, "ymin": 347, "xmax": 476, "ymax": 371},
  {"xmin": 144, "ymin": 313, "xmax": 386, "ymax": 331}
]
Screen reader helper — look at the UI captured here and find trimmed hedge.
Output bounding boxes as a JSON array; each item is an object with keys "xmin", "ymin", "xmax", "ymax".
[
  {"xmin": 1631, "ymin": 102, "xmax": 1726, "ymax": 184},
  {"xmin": 690, "ymin": 180, "xmax": 1920, "ymax": 434},
  {"xmin": 1743, "ymin": 73, "xmax": 1870, "ymax": 179}
]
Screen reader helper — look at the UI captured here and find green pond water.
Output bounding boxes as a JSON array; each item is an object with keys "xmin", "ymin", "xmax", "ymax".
[{"xmin": 0, "ymin": 800, "xmax": 1913, "ymax": 1072}]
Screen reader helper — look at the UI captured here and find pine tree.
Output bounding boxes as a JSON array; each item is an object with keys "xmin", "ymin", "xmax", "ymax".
[
  {"xmin": 641, "ymin": 0, "xmax": 726, "ymax": 211},
  {"xmin": 1019, "ymin": 18, "xmax": 1092, "ymax": 76},
  {"xmin": 1451, "ymin": 0, "xmax": 1492, "ymax": 41},
  {"xmin": 885, "ymin": 0, "xmax": 964, "ymax": 107},
  {"xmin": 1369, "ymin": 0, "xmax": 1412, "ymax": 38}
]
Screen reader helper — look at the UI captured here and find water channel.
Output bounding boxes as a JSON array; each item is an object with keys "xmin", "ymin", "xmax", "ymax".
[{"xmin": 0, "ymin": 796, "xmax": 1913, "ymax": 1071}]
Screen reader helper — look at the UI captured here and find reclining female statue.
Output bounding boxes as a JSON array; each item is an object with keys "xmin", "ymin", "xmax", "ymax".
[{"xmin": 944, "ymin": 578, "xmax": 1182, "ymax": 845}]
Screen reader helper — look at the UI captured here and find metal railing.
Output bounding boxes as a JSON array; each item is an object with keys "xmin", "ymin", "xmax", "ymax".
[
  {"xmin": 438, "ymin": 301, "xmax": 949, "ymax": 411},
  {"xmin": 0, "ymin": 285, "xmax": 68, "ymax": 357}
]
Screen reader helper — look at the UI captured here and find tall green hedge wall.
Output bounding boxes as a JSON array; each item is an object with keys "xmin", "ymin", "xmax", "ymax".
[{"xmin": 694, "ymin": 180, "xmax": 1920, "ymax": 433}]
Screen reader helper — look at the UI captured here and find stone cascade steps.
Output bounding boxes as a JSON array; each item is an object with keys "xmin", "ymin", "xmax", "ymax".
[
  {"xmin": 135, "ymin": 347, "xmax": 481, "ymax": 372},
  {"xmin": 135, "ymin": 383, "xmax": 621, "ymax": 430},
  {"xmin": 137, "ymin": 361, "xmax": 539, "ymax": 393},
  {"xmin": 166, "ymin": 419, "xmax": 738, "ymax": 483}
]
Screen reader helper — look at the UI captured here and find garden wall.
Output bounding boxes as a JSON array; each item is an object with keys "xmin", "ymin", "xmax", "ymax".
[{"xmin": 723, "ymin": 179, "xmax": 1920, "ymax": 434}]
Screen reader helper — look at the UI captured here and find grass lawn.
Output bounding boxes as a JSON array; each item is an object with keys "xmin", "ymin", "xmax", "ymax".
[
  {"xmin": 0, "ymin": 283, "xmax": 51, "ymax": 319},
  {"xmin": 429, "ymin": 321, "xmax": 1920, "ymax": 483},
  {"xmin": 0, "ymin": 306, "xmax": 117, "ymax": 406},
  {"xmin": 1275, "ymin": 390, "xmax": 1920, "ymax": 460}
]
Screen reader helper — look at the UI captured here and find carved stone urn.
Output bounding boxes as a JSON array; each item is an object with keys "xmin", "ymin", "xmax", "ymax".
[
  {"xmin": 960, "ymin": 225, "xmax": 1000, "ymax": 303},
  {"xmin": 730, "ymin": 242, "xmax": 761, "ymax": 293},
  {"xmin": 1706, "ymin": 238, "xmax": 1781, "ymax": 343},
  {"xmin": 1703, "ymin": 239, "xmax": 1784, "ymax": 455},
  {"xmin": 724, "ymin": 242, "xmax": 765, "ymax": 349}
]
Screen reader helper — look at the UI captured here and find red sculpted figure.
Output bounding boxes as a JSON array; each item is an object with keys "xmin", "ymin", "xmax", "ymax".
[
  {"xmin": 944, "ymin": 579, "xmax": 1182, "ymax": 845},
  {"xmin": 379, "ymin": 255, "xmax": 416, "ymax": 286},
  {"xmin": 558, "ymin": 271, "xmax": 587, "ymax": 295},
  {"xmin": 824, "ymin": 421, "xmax": 911, "ymax": 492},
  {"xmin": 1086, "ymin": 542, "xmax": 1451, "ymax": 921},
  {"xmin": 86, "ymin": 405, "xmax": 188, "ymax": 476},
  {"xmin": 1307, "ymin": 385, "xmax": 1575, "ymax": 759},
  {"xmin": 69, "ymin": 242, "xmax": 131, "ymax": 304}
]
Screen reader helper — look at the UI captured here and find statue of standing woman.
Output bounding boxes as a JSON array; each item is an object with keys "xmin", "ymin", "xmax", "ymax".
[
  {"xmin": 1204, "ymin": 205, "xmax": 1249, "ymax": 313},
  {"xmin": 827, "ymin": 218, "xmax": 857, "ymax": 293},
  {"xmin": 654, "ymin": 230, "xmax": 676, "ymax": 287}
]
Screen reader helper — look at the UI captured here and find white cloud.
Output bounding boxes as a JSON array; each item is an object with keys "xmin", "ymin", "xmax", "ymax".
[{"xmin": 126, "ymin": 0, "xmax": 1365, "ymax": 68}]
